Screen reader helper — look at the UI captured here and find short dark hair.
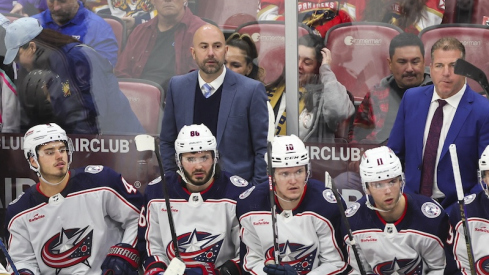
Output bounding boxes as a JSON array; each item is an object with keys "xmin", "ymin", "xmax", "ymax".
[
  {"xmin": 389, "ymin": 32, "xmax": 425, "ymax": 59},
  {"xmin": 298, "ymin": 34, "xmax": 324, "ymax": 64},
  {"xmin": 430, "ymin": 37, "xmax": 465, "ymax": 60}
]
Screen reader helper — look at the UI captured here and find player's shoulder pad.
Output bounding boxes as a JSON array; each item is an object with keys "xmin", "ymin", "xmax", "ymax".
[
  {"xmin": 345, "ymin": 202, "xmax": 361, "ymax": 218},
  {"xmin": 410, "ymin": 194, "xmax": 444, "ymax": 219},
  {"xmin": 463, "ymin": 193, "xmax": 477, "ymax": 205},
  {"xmin": 228, "ymin": 175, "xmax": 249, "ymax": 188},
  {"xmin": 148, "ymin": 176, "xmax": 162, "ymax": 186},
  {"xmin": 305, "ymin": 179, "xmax": 336, "ymax": 204}
]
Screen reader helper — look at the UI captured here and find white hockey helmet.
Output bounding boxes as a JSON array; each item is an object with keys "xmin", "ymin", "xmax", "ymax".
[
  {"xmin": 478, "ymin": 145, "xmax": 489, "ymax": 197},
  {"xmin": 359, "ymin": 146, "xmax": 404, "ymax": 188},
  {"xmin": 266, "ymin": 135, "xmax": 309, "ymax": 168},
  {"xmin": 23, "ymin": 123, "xmax": 73, "ymax": 173}
]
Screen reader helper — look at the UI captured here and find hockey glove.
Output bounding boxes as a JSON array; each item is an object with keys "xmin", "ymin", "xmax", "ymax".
[
  {"xmin": 101, "ymin": 243, "xmax": 140, "ymax": 275},
  {"xmin": 185, "ymin": 263, "xmax": 219, "ymax": 275},
  {"xmin": 263, "ymin": 264, "xmax": 296, "ymax": 275}
]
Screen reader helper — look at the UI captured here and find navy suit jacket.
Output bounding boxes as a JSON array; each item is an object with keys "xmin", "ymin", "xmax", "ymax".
[
  {"xmin": 160, "ymin": 69, "xmax": 269, "ymax": 186},
  {"xmin": 388, "ymin": 84, "xmax": 489, "ymax": 208}
]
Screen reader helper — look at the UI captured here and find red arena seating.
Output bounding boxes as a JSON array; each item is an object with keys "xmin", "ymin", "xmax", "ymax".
[
  {"xmin": 471, "ymin": 0, "xmax": 489, "ymax": 24},
  {"xmin": 118, "ymin": 78, "xmax": 164, "ymax": 135},
  {"xmin": 419, "ymin": 24, "xmax": 489, "ymax": 93},
  {"xmin": 100, "ymin": 14, "xmax": 127, "ymax": 53},
  {"xmin": 236, "ymin": 21, "xmax": 312, "ymax": 85},
  {"xmin": 324, "ymin": 22, "xmax": 403, "ymax": 104},
  {"xmin": 195, "ymin": 0, "xmax": 258, "ymax": 33}
]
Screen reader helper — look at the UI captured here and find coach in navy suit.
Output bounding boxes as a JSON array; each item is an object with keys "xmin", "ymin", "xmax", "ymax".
[
  {"xmin": 160, "ymin": 24, "xmax": 268, "ymax": 186},
  {"xmin": 388, "ymin": 37, "xmax": 489, "ymax": 208}
]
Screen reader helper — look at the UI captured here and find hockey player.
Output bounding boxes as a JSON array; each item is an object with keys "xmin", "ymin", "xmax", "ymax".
[
  {"xmin": 237, "ymin": 135, "xmax": 350, "ymax": 275},
  {"xmin": 4, "ymin": 123, "xmax": 144, "ymax": 275},
  {"xmin": 345, "ymin": 146, "xmax": 456, "ymax": 274},
  {"xmin": 448, "ymin": 145, "xmax": 489, "ymax": 274},
  {"xmin": 139, "ymin": 124, "xmax": 248, "ymax": 275}
]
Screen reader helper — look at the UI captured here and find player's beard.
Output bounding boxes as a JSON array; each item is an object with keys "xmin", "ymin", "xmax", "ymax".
[{"xmin": 183, "ymin": 168, "xmax": 213, "ymax": 186}]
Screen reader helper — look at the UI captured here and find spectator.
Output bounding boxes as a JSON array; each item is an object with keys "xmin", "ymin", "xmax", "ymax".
[
  {"xmin": 93, "ymin": 0, "xmax": 155, "ymax": 32},
  {"xmin": 267, "ymin": 34, "xmax": 354, "ymax": 141},
  {"xmin": 449, "ymin": 145, "xmax": 489, "ymax": 274},
  {"xmin": 10, "ymin": 0, "xmax": 48, "ymax": 16},
  {"xmin": 0, "ymin": 16, "xmax": 20, "ymax": 133},
  {"xmin": 115, "ymin": 0, "xmax": 205, "ymax": 89},
  {"xmin": 140, "ymin": 124, "xmax": 247, "ymax": 275},
  {"xmin": 343, "ymin": 0, "xmax": 445, "ymax": 34},
  {"xmin": 4, "ymin": 17, "xmax": 145, "ymax": 135},
  {"xmin": 388, "ymin": 37, "xmax": 489, "ymax": 208},
  {"xmin": 5, "ymin": 123, "xmax": 143, "ymax": 275},
  {"xmin": 159, "ymin": 24, "xmax": 269, "ymax": 186},
  {"xmin": 257, "ymin": 0, "xmax": 352, "ymax": 37},
  {"xmin": 237, "ymin": 135, "xmax": 350, "ymax": 274},
  {"xmin": 225, "ymin": 32, "xmax": 264, "ymax": 82},
  {"xmin": 346, "ymin": 146, "xmax": 458, "ymax": 274},
  {"xmin": 32, "ymin": 0, "xmax": 119, "ymax": 66}
]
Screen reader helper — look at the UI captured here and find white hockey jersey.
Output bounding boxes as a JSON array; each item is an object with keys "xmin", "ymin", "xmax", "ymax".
[
  {"xmin": 139, "ymin": 171, "xmax": 249, "ymax": 272},
  {"xmin": 344, "ymin": 193, "xmax": 455, "ymax": 275},
  {"xmin": 448, "ymin": 192, "xmax": 489, "ymax": 274},
  {"xmin": 236, "ymin": 179, "xmax": 350, "ymax": 275},
  {"xmin": 5, "ymin": 166, "xmax": 143, "ymax": 275}
]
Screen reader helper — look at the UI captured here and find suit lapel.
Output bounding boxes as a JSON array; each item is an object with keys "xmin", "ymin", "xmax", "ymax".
[
  {"xmin": 414, "ymin": 88, "xmax": 434, "ymax": 160},
  {"xmin": 440, "ymin": 87, "xmax": 474, "ymax": 160},
  {"xmin": 185, "ymin": 71, "xmax": 199, "ymax": 124},
  {"xmin": 216, "ymin": 70, "xmax": 237, "ymax": 145}
]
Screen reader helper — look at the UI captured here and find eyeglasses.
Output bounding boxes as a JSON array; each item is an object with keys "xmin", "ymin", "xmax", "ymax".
[
  {"xmin": 369, "ymin": 178, "xmax": 400, "ymax": 190},
  {"xmin": 181, "ymin": 155, "xmax": 212, "ymax": 164},
  {"xmin": 275, "ymin": 169, "xmax": 306, "ymax": 180},
  {"xmin": 38, "ymin": 147, "xmax": 69, "ymax": 157}
]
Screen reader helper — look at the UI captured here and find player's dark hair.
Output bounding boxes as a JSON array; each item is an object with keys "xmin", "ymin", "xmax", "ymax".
[
  {"xmin": 430, "ymin": 37, "xmax": 466, "ymax": 60},
  {"xmin": 226, "ymin": 33, "xmax": 264, "ymax": 82},
  {"xmin": 389, "ymin": 32, "xmax": 425, "ymax": 59}
]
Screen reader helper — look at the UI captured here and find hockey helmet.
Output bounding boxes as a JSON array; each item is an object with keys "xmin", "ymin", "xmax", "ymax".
[
  {"xmin": 359, "ymin": 146, "xmax": 404, "ymax": 187},
  {"xmin": 266, "ymin": 135, "xmax": 309, "ymax": 168}
]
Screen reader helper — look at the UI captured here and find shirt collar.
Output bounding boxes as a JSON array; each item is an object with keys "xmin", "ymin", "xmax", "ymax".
[
  {"xmin": 198, "ymin": 66, "xmax": 226, "ymax": 90},
  {"xmin": 431, "ymin": 83, "xmax": 466, "ymax": 109}
]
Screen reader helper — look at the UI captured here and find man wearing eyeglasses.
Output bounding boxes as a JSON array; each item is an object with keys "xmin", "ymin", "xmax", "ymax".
[
  {"xmin": 344, "ymin": 146, "xmax": 459, "ymax": 274},
  {"xmin": 139, "ymin": 124, "xmax": 249, "ymax": 275},
  {"xmin": 237, "ymin": 134, "xmax": 350, "ymax": 275},
  {"xmin": 4, "ymin": 123, "xmax": 144, "ymax": 275}
]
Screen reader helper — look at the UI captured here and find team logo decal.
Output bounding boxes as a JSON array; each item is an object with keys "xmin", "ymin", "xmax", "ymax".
[
  {"xmin": 373, "ymin": 256, "xmax": 423, "ymax": 275},
  {"xmin": 265, "ymin": 241, "xmax": 317, "ymax": 274},
  {"xmin": 421, "ymin": 202, "xmax": 441, "ymax": 218},
  {"xmin": 322, "ymin": 189, "xmax": 336, "ymax": 203},
  {"xmin": 239, "ymin": 186, "xmax": 255, "ymax": 200},
  {"xmin": 166, "ymin": 229, "xmax": 224, "ymax": 263},
  {"xmin": 476, "ymin": 255, "xmax": 489, "ymax": 274},
  {"xmin": 41, "ymin": 226, "xmax": 93, "ymax": 273},
  {"xmin": 345, "ymin": 202, "xmax": 360, "ymax": 217},
  {"xmin": 464, "ymin": 194, "xmax": 476, "ymax": 204},
  {"xmin": 61, "ymin": 80, "xmax": 71, "ymax": 97},
  {"xmin": 84, "ymin": 165, "xmax": 103, "ymax": 174},
  {"xmin": 230, "ymin": 176, "xmax": 249, "ymax": 187}
]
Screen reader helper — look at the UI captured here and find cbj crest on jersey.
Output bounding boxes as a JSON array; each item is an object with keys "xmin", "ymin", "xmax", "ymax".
[
  {"xmin": 166, "ymin": 229, "xmax": 224, "ymax": 263},
  {"xmin": 373, "ymin": 255, "xmax": 423, "ymax": 275},
  {"xmin": 476, "ymin": 255, "xmax": 489, "ymax": 274},
  {"xmin": 265, "ymin": 241, "xmax": 317, "ymax": 274},
  {"xmin": 41, "ymin": 226, "xmax": 93, "ymax": 274}
]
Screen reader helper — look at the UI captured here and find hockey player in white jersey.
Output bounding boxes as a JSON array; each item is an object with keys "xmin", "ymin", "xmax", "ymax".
[
  {"xmin": 237, "ymin": 135, "xmax": 350, "ymax": 275},
  {"xmin": 5, "ymin": 123, "xmax": 144, "ymax": 275},
  {"xmin": 345, "ymin": 146, "xmax": 458, "ymax": 275},
  {"xmin": 139, "ymin": 124, "xmax": 248, "ymax": 275},
  {"xmin": 448, "ymin": 145, "xmax": 489, "ymax": 274}
]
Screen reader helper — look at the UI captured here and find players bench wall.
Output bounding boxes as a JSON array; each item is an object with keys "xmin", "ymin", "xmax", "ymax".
[{"xmin": 0, "ymin": 133, "xmax": 379, "ymax": 238}]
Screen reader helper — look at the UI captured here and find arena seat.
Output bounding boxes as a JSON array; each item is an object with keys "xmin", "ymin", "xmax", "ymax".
[
  {"xmin": 419, "ymin": 24, "xmax": 489, "ymax": 93},
  {"xmin": 1, "ymin": 12, "xmax": 23, "ymax": 22},
  {"xmin": 324, "ymin": 22, "xmax": 403, "ymax": 104},
  {"xmin": 471, "ymin": 0, "xmax": 489, "ymax": 24},
  {"xmin": 100, "ymin": 14, "xmax": 126, "ymax": 53},
  {"xmin": 442, "ymin": 0, "xmax": 457, "ymax": 23},
  {"xmin": 195, "ymin": 0, "xmax": 258, "ymax": 33},
  {"xmin": 236, "ymin": 21, "xmax": 312, "ymax": 85},
  {"xmin": 118, "ymin": 78, "xmax": 164, "ymax": 135}
]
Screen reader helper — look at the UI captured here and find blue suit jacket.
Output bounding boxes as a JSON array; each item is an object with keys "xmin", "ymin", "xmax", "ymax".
[
  {"xmin": 388, "ymin": 84, "xmax": 489, "ymax": 208},
  {"xmin": 160, "ymin": 69, "xmax": 269, "ymax": 186}
]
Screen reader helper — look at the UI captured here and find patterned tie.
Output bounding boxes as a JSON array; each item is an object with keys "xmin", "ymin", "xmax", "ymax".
[
  {"xmin": 203, "ymin": 83, "xmax": 213, "ymax": 98},
  {"xmin": 420, "ymin": 99, "xmax": 447, "ymax": 197}
]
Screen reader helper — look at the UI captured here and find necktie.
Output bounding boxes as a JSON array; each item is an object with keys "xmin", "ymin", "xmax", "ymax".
[
  {"xmin": 203, "ymin": 83, "xmax": 212, "ymax": 98},
  {"xmin": 420, "ymin": 99, "xmax": 447, "ymax": 197}
]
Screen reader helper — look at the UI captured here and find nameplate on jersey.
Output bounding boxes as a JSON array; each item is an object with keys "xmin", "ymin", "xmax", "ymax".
[
  {"xmin": 49, "ymin": 193, "xmax": 65, "ymax": 205},
  {"xmin": 230, "ymin": 176, "xmax": 249, "ymax": 187},
  {"xmin": 189, "ymin": 193, "xmax": 203, "ymax": 207}
]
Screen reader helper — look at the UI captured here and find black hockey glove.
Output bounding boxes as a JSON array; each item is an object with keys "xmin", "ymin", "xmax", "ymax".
[
  {"xmin": 101, "ymin": 243, "xmax": 140, "ymax": 275},
  {"xmin": 263, "ymin": 264, "xmax": 296, "ymax": 275}
]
